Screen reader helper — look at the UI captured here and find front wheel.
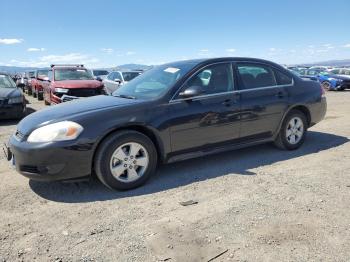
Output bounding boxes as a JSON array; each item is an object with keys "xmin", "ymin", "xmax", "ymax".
[
  {"xmin": 321, "ymin": 81, "xmax": 332, "ymax": 91},
  {"xmin": 94, "ymin": 131, "xmax": 158, "ymax": 190},
  {"xmin": 274, "ymin": 110, "xmax": 307, "ymax": 150}
]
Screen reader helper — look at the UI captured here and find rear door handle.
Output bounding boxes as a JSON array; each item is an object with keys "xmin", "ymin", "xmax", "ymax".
[{"xmin": 275, "ymin": 91, "xmax": 285, "ymax": 98}]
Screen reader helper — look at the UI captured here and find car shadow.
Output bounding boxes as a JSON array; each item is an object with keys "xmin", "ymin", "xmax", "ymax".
[{"xmin": 29, "ymin": 131, "xmax": 349, "ymax": 203}]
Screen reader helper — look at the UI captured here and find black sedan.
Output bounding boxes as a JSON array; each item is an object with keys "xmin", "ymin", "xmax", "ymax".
[
  {"xmin": 0, "ymin": 73, "xmax": 26, "ymax": 119},
  {"xmin": 7, "ymin": 58, "xmax": 327, "ymax": 190}
]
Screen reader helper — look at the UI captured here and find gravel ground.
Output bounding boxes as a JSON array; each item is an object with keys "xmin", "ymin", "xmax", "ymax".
[{"xmin": 0, "ymin": 92, "xmax": 349, "ymax": 262}]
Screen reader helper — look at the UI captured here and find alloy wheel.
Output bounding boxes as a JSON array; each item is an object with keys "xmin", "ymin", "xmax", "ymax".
[
  {"xmin": 286, "ymin": 117, "xmax": 304, "ymax": 145},
  {"xmin": 109, "ymin": 142, "xmax": 149, "ymax": 183},
  {"xmin": 321, "ymin": 81, "xmax": 331, "ymax": 90}
]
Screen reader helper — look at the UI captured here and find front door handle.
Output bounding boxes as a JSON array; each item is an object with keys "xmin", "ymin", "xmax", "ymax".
[{"xmin": 222, "ymin": 99, "xmax": 232, "ymax": 107}]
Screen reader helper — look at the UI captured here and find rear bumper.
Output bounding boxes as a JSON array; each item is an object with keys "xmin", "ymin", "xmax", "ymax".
[
  {"xmin": 309, "ymin": 97, "xmax": 327, "ymax": 127},
  {"xmin": 8, "ymin": 135, "xmax": 94, "ymax": 181}
]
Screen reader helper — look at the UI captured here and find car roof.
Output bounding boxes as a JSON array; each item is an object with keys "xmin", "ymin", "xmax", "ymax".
[{"xmin": 163, "ymin": 57, "xmax": 287, "ymax": 71}]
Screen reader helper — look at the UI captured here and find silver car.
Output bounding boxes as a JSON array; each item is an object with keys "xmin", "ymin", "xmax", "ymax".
[{"xmin": 103, "ymin": 71, "xmax": 142, "ymax": 94}]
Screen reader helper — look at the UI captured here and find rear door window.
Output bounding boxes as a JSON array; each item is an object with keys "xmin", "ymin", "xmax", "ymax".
[{"xmin": 237, "ymin": 63, "xmax": 277, "ymax": 89}]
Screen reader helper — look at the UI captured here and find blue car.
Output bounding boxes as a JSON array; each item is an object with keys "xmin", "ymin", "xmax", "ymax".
[
  {"xmin": 318, "ymin": 69, "xmax": 350, "ymax": 91},
  {"xmin": 296, "ymin": 68, "xmax": 350, "ymax": 91}
]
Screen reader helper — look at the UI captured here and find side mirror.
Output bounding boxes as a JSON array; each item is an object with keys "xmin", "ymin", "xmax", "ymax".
[
  {"xmin": 114, "ymin": 79, "xmax": 122, "ymax": 84},
  {"xmin": 178, "ymin": 86, "xmax": 205, "ymax": 99},
  {"xmin": 96, "ymin": 76, "xmax": 102, "ymax": 81}
]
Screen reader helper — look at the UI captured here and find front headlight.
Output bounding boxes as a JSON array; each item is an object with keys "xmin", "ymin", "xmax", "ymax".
[
  {"xmin": 27, "ymin": 121, "xmax": 83, "ymax": 143},
  {"xmin": 328, "ymin": 78, "xmax": 343, "ymax": 82},
  {"xmin": 54, "ymin": 88, "xmax": 69, "ymax": 93},
  {"xmin": 8, "ymin": 96, "xmax": 23, "ymax": 104}
]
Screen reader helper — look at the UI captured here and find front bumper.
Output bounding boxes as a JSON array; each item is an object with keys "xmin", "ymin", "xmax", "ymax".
[
  {"xmin": 0, "ymin": 103, "xmax": 24, "ymax": 119},
  {"xmin": 8, "ymin": 135, "xmax": 94, "ymax": 181}
]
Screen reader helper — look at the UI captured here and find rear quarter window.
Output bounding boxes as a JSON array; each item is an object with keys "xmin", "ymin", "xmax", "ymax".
[{"xmin": 274, "ymin": 69, "xmax": 293, "ymax": 85}]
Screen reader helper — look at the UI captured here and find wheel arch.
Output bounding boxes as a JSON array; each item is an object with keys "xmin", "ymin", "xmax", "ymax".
[
  {"xmin": 91, "ymin": 124, "xmax": 165, "ymax": 173},
  {"xmin": 276, "ymin": 105, "xmax": 311, "ymax": 136}
]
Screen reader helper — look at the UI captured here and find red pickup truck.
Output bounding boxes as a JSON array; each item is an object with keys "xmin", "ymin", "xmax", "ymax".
[
  {"xmin": 32, "ymin": 69, "xmax": 49, "ymax": 100},
  {"xmin": 43, "ymin": 64, "xmax": 106, "ymax": 105}
]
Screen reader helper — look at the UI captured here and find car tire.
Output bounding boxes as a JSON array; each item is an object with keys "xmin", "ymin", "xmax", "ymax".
[
  {"xmin": 44, "ymin": 98, "xmax": 50, "ymax": 105},
  {"xmin": 321, "ymin": 81, "xmax": 332, "ymax": 91},
  {"xmin": 274, "ymin": 110, "xmax": 307, "ymax": 150},
  {"xmin": 94, "ymin": 130, "xmax": 158, "ymax": 190},
  {"xmin": 37, "ymin": 90, "xmax": 43, "ymax": 101}
]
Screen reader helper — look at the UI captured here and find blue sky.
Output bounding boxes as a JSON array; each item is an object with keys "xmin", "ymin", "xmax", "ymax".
[{"xmin": 1, "ymin": 0, "xmax": 350, "ymax": 68}]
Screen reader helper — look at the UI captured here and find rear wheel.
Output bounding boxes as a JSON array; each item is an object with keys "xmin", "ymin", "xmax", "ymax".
[
  {"xmin": 274, "ymin": 110, "xmax": 307, "ymax": 150},
  {"xmin": 94, "ymin": 130, "xmax": 157, "ymax": 190}
]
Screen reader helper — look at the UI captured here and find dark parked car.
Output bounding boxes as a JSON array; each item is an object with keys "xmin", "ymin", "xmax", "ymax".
[
  {"xmin": 0, "ymin": 73, "xmax": 26, "ymax": 119},
  {"xmin": 6, "ymin": 58, "xmax": 327, "ymax": 190}
]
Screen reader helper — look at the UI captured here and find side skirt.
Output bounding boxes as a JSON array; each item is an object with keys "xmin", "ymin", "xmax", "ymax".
[{"xmin": 166, "ymin": 138, "xmax": 274, "ymax": 164}]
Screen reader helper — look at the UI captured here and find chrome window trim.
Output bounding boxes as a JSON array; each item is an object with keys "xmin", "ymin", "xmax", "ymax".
[{"xmin": 169, "ymin": 61, "xmax": 235, "ymax": 103}]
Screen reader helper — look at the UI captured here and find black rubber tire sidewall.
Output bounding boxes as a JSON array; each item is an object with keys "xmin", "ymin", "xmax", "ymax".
[{"xmin": 94, "ymin": 131, "xmax": 157, "ymax": 190}]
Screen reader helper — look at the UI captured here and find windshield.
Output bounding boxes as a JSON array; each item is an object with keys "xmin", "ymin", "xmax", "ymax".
[
  {"xmin": 37, "ymin": 69, "xmax": 49, "ymax": 78},
  {"xmin": 112, "ymin": 63, "xmax": 196, "ymax": 99},
  {"xmin": 122, "ymin": 72, "xmax": 141, "ymax": 82},
  {"xmin": 54, "ymin": 68, "xmax": 94, "ymax": 81},
  {"xmin": 93, "ymin": 70, "xmax": 109, "ymax": 76},
  {"xmin": 0, "ymin": 75, "xmax": 17, "ymax": 88}
]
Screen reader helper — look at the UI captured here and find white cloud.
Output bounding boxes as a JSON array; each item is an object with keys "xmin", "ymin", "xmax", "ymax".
[
  {"xmin": 126, "ymin": 51, "xmax": 136, "ymax": 56},
  {"xmin": 269, "ymin": 48, "xmax": 276, "ymax": 52},
  {"xmin": 343, "ymin": 43, "xmax": 350, "ymax": 48},
  {"xmin": 0, "ymin": 38, "xmax": 23, "ymax": 45},
  {"xmin": 5, "ymin": 53, "xmax": 100, "ymax": 68},
  {"xmin": 101, "ymin": 48, "xmax": 114, "ymax": 53},
  {"xmin": 27, "ymin": 47, "xmax": 46, "ymax": 52},
  {"xmin": 197, "ymin": 49, "xmax": 212, "ymax": 57},
  {"xmin": 226, "ymin": 48, "xmax": 236, "ymax": 53}
]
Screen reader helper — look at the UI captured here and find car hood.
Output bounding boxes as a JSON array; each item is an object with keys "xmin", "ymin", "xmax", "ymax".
[
  {"xmin": 52, "ymin": 80, "xmax": 103, "ymax": 89},
  {"xmin": 17, "ymin": 95, "xmax": 141, "ymax": 135},
  {"xmin": 0, "ymin": 87, "xmax": 20, "ymax": 98}
]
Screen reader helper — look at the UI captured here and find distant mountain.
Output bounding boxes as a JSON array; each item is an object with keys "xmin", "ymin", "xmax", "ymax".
[
  {"xmin": 112, "ymin": 64, "xmax": 152, "ymax": 71},
  {"xmin": 290, "ymin": 59, "xmax": 350, "ymax": 67},
  {"xmin": 0, "ymin": 66, "xmax": 41, "ymax": 74}
]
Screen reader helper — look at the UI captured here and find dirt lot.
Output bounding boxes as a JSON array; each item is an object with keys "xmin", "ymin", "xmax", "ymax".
[{"xmin": 0, "ymin": 92, "xmax": 349, "ymax": 262}]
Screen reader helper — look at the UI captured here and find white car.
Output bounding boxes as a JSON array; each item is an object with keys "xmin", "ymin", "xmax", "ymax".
[{"xmin": 103, "ymin": 71, "xmax": 142, "ymax": 94}]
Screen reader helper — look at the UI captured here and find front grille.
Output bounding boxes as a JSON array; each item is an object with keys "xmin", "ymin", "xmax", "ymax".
[
  {"xmin": 67, "ymin": 88, "xmax": 104, "ymax": 97},
  {"xmin": 20, "ymin": 165, "xmax": 40, "ymax": 174},
  {"xmin": 0, "ymin": 99, "xmax": 7, "ymax": 106}
]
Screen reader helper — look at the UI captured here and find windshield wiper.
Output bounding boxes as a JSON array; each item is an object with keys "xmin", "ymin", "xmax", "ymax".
[{"xmin": 114, "ymin": 94, "xmax": 136, "ymax": 99}]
